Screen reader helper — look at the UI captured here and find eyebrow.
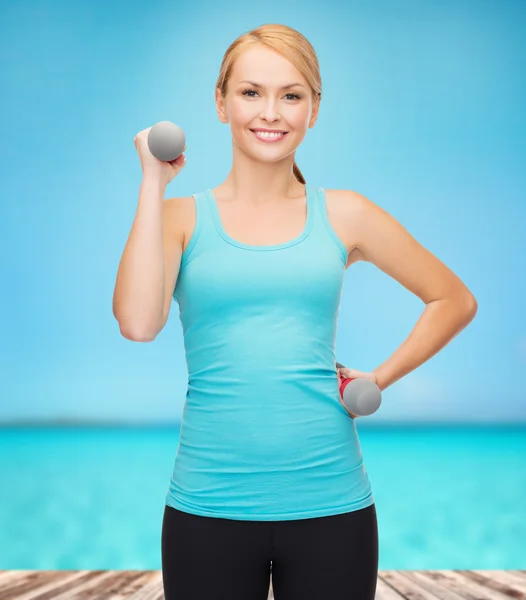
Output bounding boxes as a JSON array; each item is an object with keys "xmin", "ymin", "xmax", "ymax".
[{"xmin": 238, "ymin": 80, "xmax": 306, "ymax": 90}]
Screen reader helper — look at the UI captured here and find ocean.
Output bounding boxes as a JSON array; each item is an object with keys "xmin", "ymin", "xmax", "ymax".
[{"xmin": 1, "ymin": 424, "xmax": 524, "ymax": 569}]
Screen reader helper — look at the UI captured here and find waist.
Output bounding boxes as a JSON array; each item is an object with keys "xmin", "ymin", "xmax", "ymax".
[
  {"xmin": 179, "ymin": 380, "xmax": 362, "ymax": 465},
  {"xmin": 168, "ymin": 394, "xmax": 372, "ymax": 520}
]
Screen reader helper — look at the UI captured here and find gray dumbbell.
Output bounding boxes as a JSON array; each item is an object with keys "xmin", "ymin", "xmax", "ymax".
[
  {"xmin": 336, "ymin": 361, "xmax": 382, "ymax": 417},
  {"xmin": 147, "ymin": 121, "xmax": 186, "ymax": 162}
]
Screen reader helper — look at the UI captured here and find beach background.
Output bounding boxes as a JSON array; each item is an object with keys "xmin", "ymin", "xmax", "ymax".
[{"xmin": 1, "ymin": 0, "xmax": 525, "ymax": 570}]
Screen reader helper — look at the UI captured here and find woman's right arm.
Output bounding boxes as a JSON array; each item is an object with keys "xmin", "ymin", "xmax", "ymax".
[{"xmin": 112, "ymin": 126, "xmax": 187, "ymax": 341}]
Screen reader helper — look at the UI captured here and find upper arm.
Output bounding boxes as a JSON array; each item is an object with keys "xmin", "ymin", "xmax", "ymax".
[
  {"xmin": 159, "ymin": 197, "xmax": 185, "ymax": 331},
  {"xmin": 346, "ymin": 191, "xmax": 477, "ymax": 307}
]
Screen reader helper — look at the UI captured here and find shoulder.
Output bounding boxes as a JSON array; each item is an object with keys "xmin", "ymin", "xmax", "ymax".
[
  {"xmin": 328, "ymin": 189, "xmax": 409, "ymax": 254},
  {"xmin": 323, "ymin": 189, "xmax": 375, "ymax": 260},
  {"xmin": 164, "ymin": 194, "xmax": 196, "ymax": 215},
  {"xmin": 323, "ymin": 188, "xmax": 410, "ymax": 265},
  {"xmin": 323, "ymin": 188, "xmax": 374, "ymax": 215}
]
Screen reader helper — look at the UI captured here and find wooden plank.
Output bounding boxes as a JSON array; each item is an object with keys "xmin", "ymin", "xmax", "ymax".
[
  {"xmin": 0, "ymin": 571, "xmax": 91, "ymax": 600},
  {"xmin": 458, "ymin": 570, "xmax": 526, "ymax": 598},
  {"xmin": 375, "ymin": 576, "xmax": 410, "ymax": 600},
  {"xmin": 85, "ymin": 572, "xmax": 160, "ymax": 600},
  {"xmin": 123, "ymin": 573, "xmax": 164, "ymax": 600},
  {"xmin": 451, "ymin": 570, "xmax": 524, "ymax": 599},
  {"xmin": 21, "ymin": 571, "xmax": 125, "ymax": 600},
  {"xmin": 0, "ymin": 571, "xmax": 524, "ymax": 600},
  {"xmin": 404, "ymin": 570, "xmax": 517, "ymax": 600},
  {"xmin": 10, "ymin": 571, "xmax": 95, "ymax": 600},
  {"xmin": 0, "ymin": 572, "xmax": 33, "ymax": 593},
  {"xmin": 380, "ymin": 570, "xmax": 463, "ymax": 600}
]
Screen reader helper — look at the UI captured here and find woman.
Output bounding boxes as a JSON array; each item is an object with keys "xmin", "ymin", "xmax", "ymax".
[{"xmin": 113, "ymin": 23, "xmax": 477, "ymax": 600}]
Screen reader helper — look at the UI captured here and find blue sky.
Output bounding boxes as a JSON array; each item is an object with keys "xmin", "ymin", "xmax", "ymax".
[{"xmin": 1, "ymin": 0, "xmax": 524, "ymax": 424}]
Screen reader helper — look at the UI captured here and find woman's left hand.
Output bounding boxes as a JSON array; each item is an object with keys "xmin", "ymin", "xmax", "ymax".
[{"xmin": 336, "ymin": 367, "xmax": 378, "ymax": 419}]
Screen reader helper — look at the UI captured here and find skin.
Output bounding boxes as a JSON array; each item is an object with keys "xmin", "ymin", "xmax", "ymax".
[{"xmin": 214, "ymin": 44, "xmax": 478, "ymax": 417}]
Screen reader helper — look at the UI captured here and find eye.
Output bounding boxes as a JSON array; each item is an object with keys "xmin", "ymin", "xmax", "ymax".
[
  {"xmin": 241, "ymin": 88, "xmax": 302, "ymax": 100},
  {"xmin": 241, "ymin": 88, "xmax": 259, "ymax": 98}
]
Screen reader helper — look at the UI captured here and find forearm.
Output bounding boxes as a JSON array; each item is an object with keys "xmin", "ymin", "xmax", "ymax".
[
  {"xmin": 112, "ymin": 176, "xmax": 166, "ymax": 339},
  {"xmin": 372, "ymin": 296, "xmax": 477, "ymax": 392}
]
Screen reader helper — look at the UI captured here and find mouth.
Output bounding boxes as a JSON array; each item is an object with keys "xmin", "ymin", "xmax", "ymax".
[{"xmin": 249, "ymin": 129, "xmax": 289, "ymax": 143}]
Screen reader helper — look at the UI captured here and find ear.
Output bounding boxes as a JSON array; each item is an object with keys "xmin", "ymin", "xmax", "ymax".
[
  {"xmin": 216, "ymin": 87, "xmax": 228, "ymax": 124},
  {"xmin": 309, "ymin": 94, "xmax": 320, "ymax": 128}
]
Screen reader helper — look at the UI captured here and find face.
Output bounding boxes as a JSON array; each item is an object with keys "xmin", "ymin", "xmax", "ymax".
[{"xmin": 216, "ymin": 45, "xmax": 319, "ymax": 160}]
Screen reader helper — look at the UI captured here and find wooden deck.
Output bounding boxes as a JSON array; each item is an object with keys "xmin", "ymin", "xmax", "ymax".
[{"xmin": 0, "ymin": 569, "xmax": 524, "ymax": 600}]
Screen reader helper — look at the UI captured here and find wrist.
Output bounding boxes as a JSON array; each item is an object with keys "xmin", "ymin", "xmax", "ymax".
[
  {"xmin": 372, "ymin": 369, "xmax": 389, "ymax": 392},
  {"xmin": 140, "ymin": 175, "xmax": 168, "ymax": 198}
]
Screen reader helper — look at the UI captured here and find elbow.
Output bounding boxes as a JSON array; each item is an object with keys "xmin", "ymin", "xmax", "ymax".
[
  {"xmin": 116, "ymin": 318, "xmax": 159, "ymax": 342},
  {"xmin": 459, "ymin": 292, "xmax": 478, "ymax": 321},
  {"xmin": 434, "ymin": 291, "xmax": 477, "ymax": 315},
  {"xmin": 120, "ymin": 327, "xmax": 157, "ymax": 342},
  {"xmin": 113, "ymin": 305, "xmax": 162, "ymax": 342},
  {"xmin": 465, "ymin": 293, "xmax": 478, "ymax": 315}
]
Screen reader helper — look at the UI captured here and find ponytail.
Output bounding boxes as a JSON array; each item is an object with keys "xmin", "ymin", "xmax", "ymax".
[{"xmin": 293, "ymin": 161, "xmax": 306, "ymax": 184}]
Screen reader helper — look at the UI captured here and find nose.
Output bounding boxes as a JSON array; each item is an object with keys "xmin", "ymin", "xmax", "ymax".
[{"xmin": 259, "ymin": 101, "xmax": 281, "ymax": 123}]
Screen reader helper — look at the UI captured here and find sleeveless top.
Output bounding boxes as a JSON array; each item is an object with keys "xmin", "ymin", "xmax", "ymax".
[{"xmin": 165, "ymin": 185, "xmax": 374, "ymax": 521}]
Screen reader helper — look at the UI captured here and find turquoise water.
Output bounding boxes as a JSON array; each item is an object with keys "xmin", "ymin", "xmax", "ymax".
[{"xmin": 1, "ymin": 425, "xmax": 525, "ymax": 570}]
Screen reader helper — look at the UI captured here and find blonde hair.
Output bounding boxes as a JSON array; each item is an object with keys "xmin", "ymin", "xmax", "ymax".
[{"xmin": 216, "ymin": 24, "xmax": 322, "ymax": 185}]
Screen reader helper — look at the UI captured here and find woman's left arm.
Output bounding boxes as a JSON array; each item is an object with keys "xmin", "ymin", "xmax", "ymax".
[{"xmin": 345, "ymin": 190, "xmax": 478, "ymax": 393}]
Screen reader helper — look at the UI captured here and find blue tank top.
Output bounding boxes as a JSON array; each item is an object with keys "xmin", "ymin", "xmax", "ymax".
[{"xmin": 165, "ymin": 185, "xmax": 374, "ymax": 521}]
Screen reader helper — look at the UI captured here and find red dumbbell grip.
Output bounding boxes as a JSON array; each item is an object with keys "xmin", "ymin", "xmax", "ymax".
[{"xmin": 339, "ymin": 376, "xmax": 356, "ymax": 398}]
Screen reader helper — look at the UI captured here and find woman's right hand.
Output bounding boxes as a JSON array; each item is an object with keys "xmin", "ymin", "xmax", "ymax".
[{"xmin": 133, "ymin": 126, "xmax": 187, "ymax": 186}]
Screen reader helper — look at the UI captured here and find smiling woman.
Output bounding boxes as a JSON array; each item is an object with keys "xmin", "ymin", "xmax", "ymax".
[
  {"xmin": 112, "ymin": 21, "xmax": 477, "ymax": 600},
  {"xmin": 154, "ymin": 24, "xmax": 384, "ymax": 600}
]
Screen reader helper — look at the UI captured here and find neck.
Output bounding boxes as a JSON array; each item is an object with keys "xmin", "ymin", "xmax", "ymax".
[{"xmin": 220, "ymin": 142, "xmax": 305, "ymax": 206}]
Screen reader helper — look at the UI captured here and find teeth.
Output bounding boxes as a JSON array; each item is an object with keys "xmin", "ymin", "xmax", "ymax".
[{"xmin": 254, "ymin": 131, "xmax": 284, "ymax": 138}]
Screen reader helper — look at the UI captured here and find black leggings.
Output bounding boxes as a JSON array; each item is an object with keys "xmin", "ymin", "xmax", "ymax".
[{"xmin": 161, "ymin": 503, "xmax": 378, "ymax": 600}]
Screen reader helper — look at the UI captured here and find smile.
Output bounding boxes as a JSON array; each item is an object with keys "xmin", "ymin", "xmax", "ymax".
[{"xmin": 250, "ymin": 130, "xmax": 288, "ymax": 143}]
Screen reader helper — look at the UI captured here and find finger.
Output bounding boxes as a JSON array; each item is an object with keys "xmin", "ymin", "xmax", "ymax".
[
  {"xmin": 340, "ymin": 368, "xmax": 355, "ymax": 377},
  {"xmin": 170, "ymin": 153, "xmax": 186, "ymax": 166}
]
